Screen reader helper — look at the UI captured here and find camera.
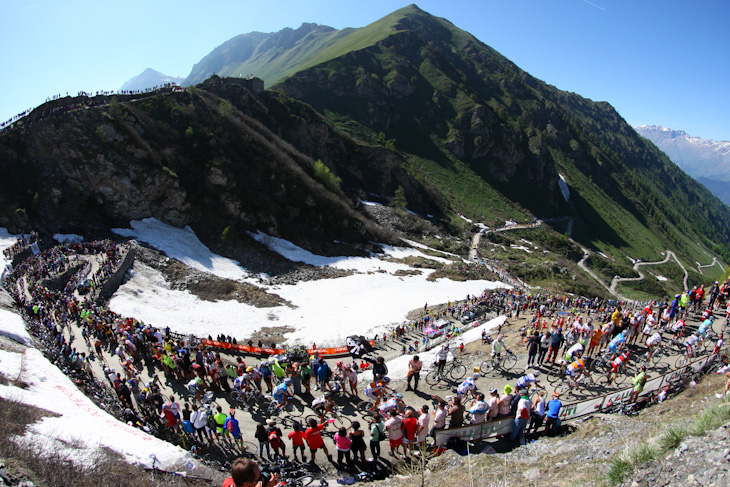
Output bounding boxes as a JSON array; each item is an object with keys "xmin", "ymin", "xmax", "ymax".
[{"xmin": 259, "ymin": 470, "xmax": 272, "ymax": 486}]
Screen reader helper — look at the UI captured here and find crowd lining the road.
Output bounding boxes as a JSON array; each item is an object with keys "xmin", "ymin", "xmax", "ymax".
[{"xmin": 3, "ymin": 236, "xmax": 729, "ymax": 477}]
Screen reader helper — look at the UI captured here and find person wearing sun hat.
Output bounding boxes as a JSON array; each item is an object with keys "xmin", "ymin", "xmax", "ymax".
[
  {"xmin": 498, "ymin": 385, "xmax": 514, "ymax": 417},
  {"xmin": 487, "ymin": 388, "xmax": 500, "ymax": 419}
]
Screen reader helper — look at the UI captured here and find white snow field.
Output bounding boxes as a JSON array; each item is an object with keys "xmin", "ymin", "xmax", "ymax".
[
  {"xmin": 110, "ymin": 218, "xmax": 508, "ymax": 347},
  {"xmin": 0, "ymin": 347, "xmax": 193, "ymax": 470}
]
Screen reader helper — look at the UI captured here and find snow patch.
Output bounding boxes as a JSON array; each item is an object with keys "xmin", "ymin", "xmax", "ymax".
[
  {"xmin": 0, "ymin": 347, "xmax": 191, "ymax": 470},
  {"xmin": 558, "ymin": 174, "xmax": 570, "ymax": 202},
  {"xmin": 0, "ymin": 308, "xmax": 33, "ymax": 346},
  {"xmin": 112, "ymin": 218, "xmax": 254, "ymax": 282}
]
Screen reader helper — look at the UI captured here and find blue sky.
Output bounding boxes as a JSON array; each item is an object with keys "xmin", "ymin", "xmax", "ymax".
[{"xmin": 1, "ymin": 0, "xmax": 728, "ymax": 141}]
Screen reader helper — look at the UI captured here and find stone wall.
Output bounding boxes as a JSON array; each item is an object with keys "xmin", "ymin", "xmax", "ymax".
[{"xmin": 96, "ymin": 247, "xmax": 135, "ymax": 301}]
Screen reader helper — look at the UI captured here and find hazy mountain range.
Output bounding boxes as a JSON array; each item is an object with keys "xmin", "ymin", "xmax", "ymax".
[
  {"xmin": 120, "ymin": 68, "xmax": 183, "ymax": 92},
  {"xmin": 634, "ymin": 125, "xmax": 730, "ymax": 205}
]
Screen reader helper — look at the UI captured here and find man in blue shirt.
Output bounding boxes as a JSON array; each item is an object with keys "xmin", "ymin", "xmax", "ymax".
[{"xmin": 544, "ymin": 392, "xmax": 562, "ymax": 437}]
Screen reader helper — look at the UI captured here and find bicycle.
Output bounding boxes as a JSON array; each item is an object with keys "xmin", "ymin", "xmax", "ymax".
[
  {"xmin": 639, "ymin": 344, "xmax": 665, "ymax": 368},
  {"xmin": 425, "ymin": 360, "xmax": 467, "ymax": 385},
  {"xmin": 305, "ymin": 405, "xmax": 352, "ymax": 429},
  {"xmin": 145, "ymin": 454, "xmax": 211, "ymax": 483},
  {"xmin": 557, "ymin": 372, "xmax": 595, "ymax": 396},
  {"xmin": 259, "ymin": 459, "xmax": 315, "ymax": 487},
  {"xmin": 598, "ymin": 360, "xmax": 630, "ymax": 387},
  {"xmin": 262, "ymin": 396, "xmax": 305, "ymax": 418},
  {"xmin": 479, "ymin": 351, "xmax": 517, "ymax": 374},
  {"xmin": 229, "ymin": 388, "xmax": 264, "ymax": 410},
  {"xmin": 356, "ymin": 390, "xmax": 396, "ymax": 417},
  {"xmin": 675, "ymin": 345, "xmax": 701, "ymax": 368}
]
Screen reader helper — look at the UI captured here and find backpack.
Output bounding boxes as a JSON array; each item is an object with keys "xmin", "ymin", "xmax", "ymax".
[
  {"xmin": 268, "ymin": 430, "xmax": 281, "ymax": 449},
  {"xmin": 206, "ymin": 411, "xmax": 216, "ymax": 430},
  {"xmin": 373, "ymin": 423, "xmax": 385, "ymax": 442}
]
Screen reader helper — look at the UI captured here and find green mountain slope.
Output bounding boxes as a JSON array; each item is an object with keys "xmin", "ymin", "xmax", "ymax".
[{"xmin": 265, "ymin": 5, "xmax": 730, "ymax": 272}]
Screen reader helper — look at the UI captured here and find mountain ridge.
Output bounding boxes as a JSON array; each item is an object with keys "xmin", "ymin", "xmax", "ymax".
[
  {"xmin": 634, "ymin": 124, "xmax": 730, "ymax": 205},
  {"xmin": 120, "ymin": 68, "xmax": 183, "ymax": 92}
]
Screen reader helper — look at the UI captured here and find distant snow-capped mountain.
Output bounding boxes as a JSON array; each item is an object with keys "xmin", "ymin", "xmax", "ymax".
[
  {"xmin": 634, "ymin": 125, "xmax": 730, "ymax": 205},
  {"xmin": 120, "ymin": 68, "xmax": 183, "ymax": 92}
]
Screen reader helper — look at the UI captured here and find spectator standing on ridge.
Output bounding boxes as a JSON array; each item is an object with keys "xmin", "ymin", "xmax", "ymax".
[{"xmin": 406, "ymin": 355, "xmax": 422, "ymax": 391}]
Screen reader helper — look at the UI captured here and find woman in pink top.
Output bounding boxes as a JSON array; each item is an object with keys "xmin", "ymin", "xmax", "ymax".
[{"xmin": 333, "ymin": 427, "xmax": 352, "ymax": 467}]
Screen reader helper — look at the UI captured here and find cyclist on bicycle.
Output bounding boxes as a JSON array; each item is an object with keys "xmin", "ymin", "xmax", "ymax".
[
  {"xmin": 435, "ymin": 344, "xmax": 456, "ymax": 377},
  {"xmin": 233, "ymin": 373, "xmax": 250, "ymax": 393},
  {"xmin": 564, "ymin": 339, "xmax": 586, "ymax": 364},
  {"xmin": 272, "ymin": 378, "xmax": 293, "ymax": 409},
  {"xmin": 246, "ymin": 366, "xmax": 262, "ymax": 391},
  {"xmin": 492, "ymin": 334, "xmax": 510, "ymax": 358},
  {"xmin": 187, "ymin": 376, "xmax": 205, "ymax": 403},
  {"xmin": 698, "ymin": 315, "xmax": 715, "ymax": 340},
  {"xmin": 670, "ymin": 319, "xmax": 686, "ymax": 341},
  {"xmin": 312, "ymin": 391, "xmax": 337, "ymax": 422},
  {"xmin": 645, "ymin": 331, "xmax": 663, "ymax": 361},
  {"xmin": 456, "ymin": 373, "xmax": 481, "ymax": 401},
  {"xmin": 566, "ymin": 358, "xmax": 590, "ymax": 383},
  {"xmin": 684, "ymin": 333, "xmax": 701, "ymax": 357},
  {"xmin": 607, "ymin": 351, "xmax": 630, "ymax": 385},
  {"xmin": 701, "ymin": 308, "xmax": 713, "ymax": 321},
  {"xmin": 364, "ymin": 376, "xmax": 392, "ymax": 411},
  {"xmin": 516, "ymin": 371, "xmax": 543, "ymax": 392},
  {"xmin": 608, "ymin": 331, "xmax": 626, "ymax": 357},
  {"xmin": 379, "ymin": 393, "xmax": 407, "ymax": 415}
]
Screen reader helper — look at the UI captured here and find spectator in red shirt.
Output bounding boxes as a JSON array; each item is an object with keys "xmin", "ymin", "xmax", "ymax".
[
  {"xmin": 288, "ymin": 422, "xmax": 306, "ymax": 463},
  {"xmin": 401, "ymin": 409, "xmax": 418, "ymax": 452},
  {"xmin": 304, "ymin": 417, "xmax": 331, "ymax": 464}
]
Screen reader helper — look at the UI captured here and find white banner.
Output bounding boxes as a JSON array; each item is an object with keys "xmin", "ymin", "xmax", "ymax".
[
  {"xmin": 431, "ymin": 346, "xmax": 726, "ymax": 443},
  {"xmin": 559, "ymin": 396, "xmax": 604, "ymax": 421}
]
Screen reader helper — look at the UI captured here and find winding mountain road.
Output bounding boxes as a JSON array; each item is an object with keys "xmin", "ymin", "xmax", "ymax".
[
  {"xmin": 609, "ymin": 250, "xmax": 689, "ymax": 300},
  {"xmin": 468, "ymin": 216, "xmax": 715, "ymax": 300}
]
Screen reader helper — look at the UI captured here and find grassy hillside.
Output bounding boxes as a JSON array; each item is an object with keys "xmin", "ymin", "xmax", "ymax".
[
  {"xmin": 269, "ymin": 5, "xmax": 730, "ymax": 276},
  {"xmin": 185, "ymin": 5, "xmax": 423, "ymax": 87}
]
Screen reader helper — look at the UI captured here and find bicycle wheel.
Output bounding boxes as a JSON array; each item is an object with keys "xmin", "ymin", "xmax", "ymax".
[
  {"xmin": 229, "ymin": 391, "xmax": 244, "ymax": 403},
  {"xmin": 356, "ymin": 400, "xmax": 375, "ymax": 415},
  {"xmin": 285, "ymin": 403, "xmax": 304, "ymax": 418},
  {"xmin": 241, "ymin": 440, "xmax": 258, "ymax": 456},
  {"xmin": 304, "ymin": 414, "xmax": 320, "ymax": 427},
  {"xmin": 547, "ymin": 366, "xmax": 565, "ymax": 385},
  {"xmin": 503, "ymin": 353, "xmax": 518, "ymax": 371},
  {"xmin": 332, "ymin": 414, "xmax": 352, "ymax": 429},
  {"xmin": 613, "ymin": 369, "xmax": 628, "ymax": 386},
  {"xmin": 425, "ymin": 370, "xmax": 440, "ymax": 386},
  {"xmin": 480, "ymin": 359, "xmax": 496, "ymax": 375},
  {"xmin": 590, "ymin": 356, "xmax": 608, "ymax": 374},
  {"xmin": 558, "ymin": 380, "xmax": 572, "ymax": 396},
  {"xmin": 449, "ymin": 363, "xmax": 467, "ymax": 380},
  {"xmin": 598, "ymin": 374, "xmax": 613, "ymax": 387},
  {"xmin": 292, "ymin": 475, "xmax": 314, "ymax": 487},
  {"xmin": 674, "ymin": 355, "xmax": 688, "ymax": 368}
]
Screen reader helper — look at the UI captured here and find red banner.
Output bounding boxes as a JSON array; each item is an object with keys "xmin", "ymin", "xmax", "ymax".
[{"xmin": 200, "ymin": 340, "xmax": 373, "ymax": 358}]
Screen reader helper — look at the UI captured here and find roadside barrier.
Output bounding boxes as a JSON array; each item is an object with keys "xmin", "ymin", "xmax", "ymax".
[{"xmin": 435, "ymin": 347, "xmax": 725, "ymax": 446}]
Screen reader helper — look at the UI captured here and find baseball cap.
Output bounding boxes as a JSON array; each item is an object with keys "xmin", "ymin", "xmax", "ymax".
[{"xmin": 489, "ymin": 388, "xmax": 498, "ymax": 394}]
